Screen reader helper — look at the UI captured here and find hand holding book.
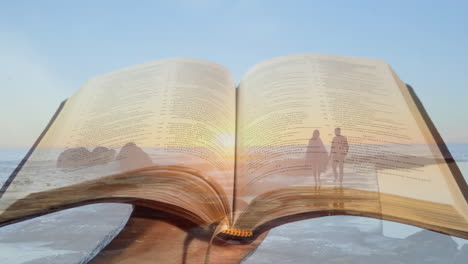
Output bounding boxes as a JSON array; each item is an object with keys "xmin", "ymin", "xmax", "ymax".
[{"xmin": 0, "ymin": 54, "xmax": 466, "ymax": 244}]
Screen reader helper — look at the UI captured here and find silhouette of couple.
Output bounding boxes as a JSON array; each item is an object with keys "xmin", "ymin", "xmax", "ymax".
[{"xmin": 305, "ymin": 128, "xmax": 349, "ymax": 187}]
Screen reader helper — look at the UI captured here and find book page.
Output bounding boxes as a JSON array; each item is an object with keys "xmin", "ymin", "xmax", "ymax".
[
  {"xmin": 0, "ymin": 58, "xmax": 236, "ymax": 222},
  {"xmin": 235, "ymin": 54, "xmax": 468, "ymax": 225}
]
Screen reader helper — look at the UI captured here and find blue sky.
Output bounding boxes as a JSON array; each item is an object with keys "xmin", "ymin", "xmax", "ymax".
[{"xmin": 1, "ymin": 0, "xmax": 468, "ymax": 147}]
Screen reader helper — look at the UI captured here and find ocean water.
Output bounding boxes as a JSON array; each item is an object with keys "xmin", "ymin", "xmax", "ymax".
[
  {"xmin": 0, "ymin": 144, "xmax": 467, "ymax": 263},
  {"xmin": 0, "ymin": 148, "xmax": 133, "ymax": 264}
]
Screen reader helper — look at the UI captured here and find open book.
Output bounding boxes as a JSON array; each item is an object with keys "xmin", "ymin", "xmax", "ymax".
[{"xmin": 1, "ymin": 54, "xmax": 467, "ymax": 242}]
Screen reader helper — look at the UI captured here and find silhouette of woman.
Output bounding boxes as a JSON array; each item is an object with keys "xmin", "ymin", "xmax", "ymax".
[{"xmin": 305, "ymin": 130, "xmax": 328, "ymax": 187}]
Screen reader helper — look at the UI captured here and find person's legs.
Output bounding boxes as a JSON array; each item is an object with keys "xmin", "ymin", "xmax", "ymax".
[
  {"xmin": 317, "ymin": 170, "xmax": 321, "ymax": 187},
  {"xmin": 334, "ymin": 155, "xmax": 345, "ymax": 186},
  {"xmin": 312, "ymin": 164, "xmax": 318, "ymax": 186},
  {"xmin": 338, "ymin": 160, "xmax": 344, "ymax": 186},
  {"xmin": 332, "ymin": 159, "xmax": 338, "ymax": 182}
]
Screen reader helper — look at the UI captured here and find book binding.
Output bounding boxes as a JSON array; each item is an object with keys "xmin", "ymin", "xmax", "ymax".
[{"xmin": 220, "ymin": 228, "xmax": 253, "ymax": 238}]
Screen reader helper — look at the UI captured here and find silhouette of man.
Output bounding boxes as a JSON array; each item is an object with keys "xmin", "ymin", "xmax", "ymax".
[{"xmin": 330, "ymin": 128, "xmax": 348, "ymax": 186}]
